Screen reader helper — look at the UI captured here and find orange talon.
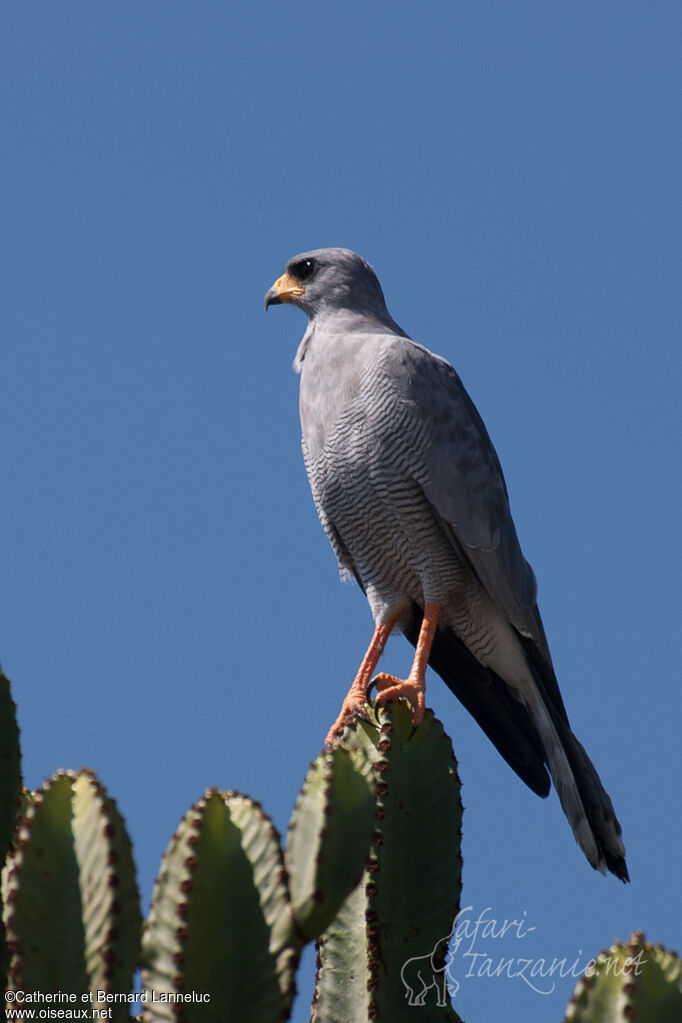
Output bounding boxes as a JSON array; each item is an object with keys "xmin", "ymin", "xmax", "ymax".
[
  {"xmin": 373, "ymin": 674, "xmax": 426, "ymax": 725},
  {"xmin": 325, "ymin": 602, "xmax": 441, "ymax": 745}
]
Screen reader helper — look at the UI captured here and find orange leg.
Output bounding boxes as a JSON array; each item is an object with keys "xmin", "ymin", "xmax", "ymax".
[
  {"xmin": 325, "ymin": 602, "xmax": 442, "ymax": 747},
  {"xmin": 324, "ymin": 613, "xmax": 399, "ymax": 747},
  {"xmin": 372, "ymin": 601, "xmax": 441, "ymax": 729}
]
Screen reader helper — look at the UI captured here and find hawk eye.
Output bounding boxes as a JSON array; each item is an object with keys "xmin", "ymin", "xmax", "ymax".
[{"xmin": 293, "ymin": 258, "xmax": 315, "ymax": 282}]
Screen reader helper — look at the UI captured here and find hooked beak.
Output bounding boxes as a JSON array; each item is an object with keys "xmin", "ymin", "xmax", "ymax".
[{"xmin": 264, "ymin": 272, "xmax": 305, "ymax": 311}]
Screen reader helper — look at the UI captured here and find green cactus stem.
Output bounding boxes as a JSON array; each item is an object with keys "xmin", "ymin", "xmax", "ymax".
[
  {"xmin": 0, "ymin": 667, "xmax": 22, "ymax": 995},
  {"xmin": 142, "ymin": 788, "xmax": 297, "ymax": 1023},
  {"xmin": 0, "ymin": 668, "xmax": 22, "ymax": 864},
  {"xmin": 2, "ymin": 769, "xmax": 141, "ymax": 1018},
  {"xmin": 71, "ymin": 770, "xmax": 142, "ymax": 1001},
  {"xmin": 565, "ymin": 930, "xmax": 682, "ymax": 1022},
  {"xmin": 312, "ymin": 701, "xmax": 464, "ymax": 1022},
  {"xmin": 286, "ymin": 744, "xmax": 376, "ymax": 942},
  {"xmin": 310, "ymin": 874, "xmax": 373, "ymax": 1023}
]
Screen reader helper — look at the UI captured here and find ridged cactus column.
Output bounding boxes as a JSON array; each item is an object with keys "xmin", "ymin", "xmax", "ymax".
[
  {"xmin": 312, "ymin": 702, "xmax": 465, "ymax": 1022},
  {"xmin": 142, "ymin": 788, "xmax": 296, "ymax": 1023},
  {"xmin": 0, "ymin": 667, "xmax": 22, "ymax": 991},
  {"xmin": 0, "ymin": 669, "xmax": 21, "ymax": 863},
  {"xmin": 141, "ymin": 745, "xmax": 376, "ymax": 1022},
  {"xmin": 564, "ymin": 930, "xmax": 682, "ymax": 1022},
  {"xmin": 286, "ymin": 745, "xmax": 376, "ymax": 942},
  {"xmin": 2, "ymin": 769, "xmax": 141, "ymax": 1018}
]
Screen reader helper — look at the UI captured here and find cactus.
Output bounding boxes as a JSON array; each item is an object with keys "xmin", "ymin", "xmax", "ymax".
[
  {"xmin": 0, "ymin": 696, "xmax": 465, "ymax": 1020},
  {"xmin": 1, "ymin": 662, "xmax": 677, "ymax": 1023},
  {"xmin": 2, "ymin": 769, "xmax": 141, "ymax": 1017},
  {"xmin": 141, "ymin": 707, "xmax": 461, "ymax": 1020},
  {"xmin": 142, "ymin": 788, "xmax": 296, "ymax": 1022},
  {"xmin": 141, "ymin": 743, "xmax": 376, "ymax": 1021},
  {"xmin": 0, "ymin": 669, "xmax": 22, "ymax": 865},
  {"xmin": 286, "ymin": 744, "xmax": 376, "ymax": 942},
  {"xmin": 565, "ymin": 930, "xmax": 682, "ymax": 1022},
  {"xmin": 0, "ymin": 667, "xmax": 22, "ymax": 995},
  {"xmin": 312, "ymin": 701, "xmax": 464, "ymax": 1022}
]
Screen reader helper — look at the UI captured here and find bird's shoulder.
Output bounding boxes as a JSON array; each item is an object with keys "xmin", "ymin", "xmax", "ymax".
[
  {"xmin": 374, "ymin": 336, "xmax": 541, "ymax": 622},
  {"xmin": 371, "ymin": 337, "xmax": 502, "ymax": 463},
  {"xmin": 369, "ymin": 333, "xmax": 469, "ymax": 403}
]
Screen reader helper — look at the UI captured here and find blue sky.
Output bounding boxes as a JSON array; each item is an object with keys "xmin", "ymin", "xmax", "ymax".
[{"xmin": 2, "ymin": 2, "xmax": 680, "ymax": 1019}]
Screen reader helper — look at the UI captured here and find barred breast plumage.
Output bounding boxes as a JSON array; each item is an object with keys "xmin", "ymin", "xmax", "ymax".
[
  {"xmin": 265, "ymin": 246, "xmax": 628, "ymax": 881},
  {"xmin": 301, "ymin": 332, "xmax": 469, "ymax": 620}
]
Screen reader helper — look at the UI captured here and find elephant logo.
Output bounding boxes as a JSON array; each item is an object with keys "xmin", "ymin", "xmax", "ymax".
[{"xmin": 400, "ymin": 930, "xmax": 462, "ymax": 1006}]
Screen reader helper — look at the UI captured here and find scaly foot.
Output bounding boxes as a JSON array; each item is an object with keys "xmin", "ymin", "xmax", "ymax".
[
  {"xmin": 370, "ymin": 672, "xmax": 426, "ymax": 728},
  {"xmin": 324, "ymin": 693, "xmax": 369, "ymax": 747}
]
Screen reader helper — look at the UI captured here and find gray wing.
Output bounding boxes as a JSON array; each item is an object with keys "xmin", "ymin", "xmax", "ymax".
[{"xmin": 387, "ymin": 339, "xmax": 553, "ymax": 667}]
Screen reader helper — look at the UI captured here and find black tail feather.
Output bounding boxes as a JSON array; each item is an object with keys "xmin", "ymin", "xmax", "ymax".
[
  {"xmin": 404, "ymin": 604, "xmax": 629, "ymax": 881},
  {"xmin": 552, "ymin": 714, "xmax": 629, "ymax": 882},
  {"xmin": 402, "ymin": 606, "xmax": 550, "ymax": 797}
]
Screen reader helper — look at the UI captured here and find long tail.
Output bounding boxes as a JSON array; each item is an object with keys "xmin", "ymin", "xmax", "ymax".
[
  {"xmin": 403, "ymin": 608, "xmax": 628, "ymax": 881},
  {"xmin": 528, "ymin": 694, "xmax": 628, "ymax": 880}
]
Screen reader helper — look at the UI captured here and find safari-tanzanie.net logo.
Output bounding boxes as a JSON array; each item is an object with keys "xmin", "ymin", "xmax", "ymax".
[{"xmin": 400, "ymin": 905, "xmax": 645, "ymax": 1007}]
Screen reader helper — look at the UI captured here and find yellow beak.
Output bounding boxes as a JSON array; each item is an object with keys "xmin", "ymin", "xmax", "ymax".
[{"xmin": 264, "ymin": 272, "xmax": 305, "ymax": 309}]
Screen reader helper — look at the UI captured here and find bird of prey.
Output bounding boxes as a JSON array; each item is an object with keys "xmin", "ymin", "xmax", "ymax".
[{"xmin": 265, "ymin": 247, "xmax": 628, "ymax": 880}]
